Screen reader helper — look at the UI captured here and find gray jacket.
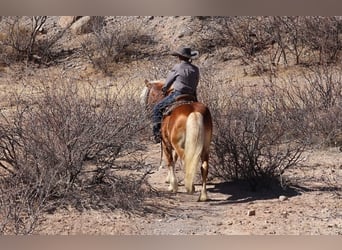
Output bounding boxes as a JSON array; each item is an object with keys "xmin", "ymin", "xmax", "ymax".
[{"xmin": 163, "ymin": 61, "xmax": 199, "ymax": 95}]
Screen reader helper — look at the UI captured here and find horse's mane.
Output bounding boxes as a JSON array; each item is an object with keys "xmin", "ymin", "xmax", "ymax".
[
  {"xmin": 140, "ymin": 80, "xmax": 164, "ymax": 106},
  {"xmin": 140, "ymin": 87, "xmax": 149, "ymax": 106},
  {"xmin": 149, "ymin": 80, "xmax": 164, "ymax": 84}
]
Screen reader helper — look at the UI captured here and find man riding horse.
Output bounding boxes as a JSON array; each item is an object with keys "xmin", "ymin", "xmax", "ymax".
[{"xmin": 152, "ymin": 46, "xmax": 200, "ymax": 143}]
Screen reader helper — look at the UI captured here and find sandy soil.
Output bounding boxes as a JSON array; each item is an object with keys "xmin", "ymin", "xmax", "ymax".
[{"xmin": 37, "ymin": 144, "xmax": 342, "ymax": 235}]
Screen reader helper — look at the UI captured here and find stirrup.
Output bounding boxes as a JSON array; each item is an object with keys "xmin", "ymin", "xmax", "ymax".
[{"xmin": 154, "ymin": 135, "xmax": 161, "ymax": 144}]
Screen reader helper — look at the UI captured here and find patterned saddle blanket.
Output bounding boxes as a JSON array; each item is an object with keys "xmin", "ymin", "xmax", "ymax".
[{"xmin": 163, "ymin": 94, "xmax": 197, "ymax": 116}]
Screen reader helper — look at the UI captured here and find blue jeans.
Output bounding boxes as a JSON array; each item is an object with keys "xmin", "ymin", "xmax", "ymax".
[{"xmin": 152, "ymin": 91, "xmax": 182, "ymax": 137}]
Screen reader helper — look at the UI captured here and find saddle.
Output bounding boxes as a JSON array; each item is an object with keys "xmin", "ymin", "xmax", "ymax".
[{"xmin": 163, "ymin": 94, "xmax": 197, "ymax": 116}]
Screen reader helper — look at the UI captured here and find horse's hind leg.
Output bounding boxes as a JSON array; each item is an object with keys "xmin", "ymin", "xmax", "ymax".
[
  {"xmin": 198, "ymin": 153, "xmax": 209, "ymax": 202},
  {"xmin": 164, "ymin": 150, "xmax": 178, "ymax": 183},
  {"xmin": 168, "ymin": 162, "xmax": 178, "ymax": 193},
  {"xmin": 163, "ymin": 146, "xmax": 178, "ymax": 193}
]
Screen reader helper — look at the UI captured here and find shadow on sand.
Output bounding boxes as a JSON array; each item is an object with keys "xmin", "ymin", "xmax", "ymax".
[
  {"xmin": 206, "ymin": 178, "xmax": 342, "ymax": 205},
  {"xmin": 206, "ymin": 180, "xmax": 304, "ymax": 205}
]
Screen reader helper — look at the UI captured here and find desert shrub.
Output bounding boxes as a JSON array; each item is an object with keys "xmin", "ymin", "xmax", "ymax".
[
  {"xmin": 203, "ymin": 62, "xmax": 342, "ymax": 190},
  {"xmin": 196, "ymin": 17, "xmax": 342, "ymax": 76},
  {"xmin": 199, "ymin": 72, "xmax": 305, "ymax": 190},
  {"xmin": 302, "ymin": 65, "xmax": 342, "ymax": 109},
  {"xmin": 2, "ymin": 16, "xmax": 47, "ymax": 62},
  {"xmin": 0, "ymin": 172, "xmax": 51, "ymax": 234},
  {"xmin": 0, "ymin": 73, "xmax": 153, "ymax": 234},
  {"xmin": 214, "ymin": 96, "xmax": 304, "ymax": 188},
  {"xmin": 281, "ymin": 65, "xmax": 342, "ymax": 147},
  {"xmin": 302, "ymin": 16, "xmax": 342, "ymax": 65},
  {"xmin": 1, "ymin": 16, "xmax": 73, "ymax": 65},
  {"xmin": 197, "ymin": 17, "xmax": 273, "ymax": 61},
  {"xmin": 80, "ymin": 17, "xmax": 155, "ymax": 75}
]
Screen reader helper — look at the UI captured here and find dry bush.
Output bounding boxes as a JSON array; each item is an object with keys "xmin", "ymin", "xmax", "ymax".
[
  {"xmin": 1, "ymin": 16, "xmax": 73, "ymax": 65},
  {"xmin": 2, "ymin": 16, "xmax": 47, "ymax": 62},
  {"xmin": 196, "ymin": 17, "xmax": 283, "ymax": 76},
  {"xmin": 265, "ymin": 16, "xmax": 342, "ymax": 66},
  {"xmin": 200, "ymin": 72, "xmax": 305, "ymax": 190},
  {"xmin": 196, "ymin": 17, "xmax": 342, "ymax": 76},
  {"xmin": 197, "ymin": 17, "xmax": 274, "ymax": 62},
  {"xmin": 302, "ymin": 65, "xmax": 342, "ymax": 109},
  {"xmin": 201, "ymin": 58, "xmax": 342, "ymax": 191},
  {"xmin": 0, "ymin": 74, "xmax": 153, "ymax": 234},
  {"xmin": 302, "ymin": 17, "xmax": 342, "ymax": 65},
  {"xmin": 199, "ymin": 61, "xmax": 342, "ymax": 189},
  {"xmin": 267, "ymin": 16, "xmax": 341, "ymax": 66},
  {"xmin": 263, "ymin": 17, "xmax": 310, "ymax": 66},
  {"xmin": 281, "ymin": 65, "xmax": 342, "ymax": 147},
  {"xmin": 0, "ymin": 173, "xmax": 51, "ymax": 234},
  {"xmin": 80, "ymin": 17, "xmax": 156, "ymax": 75}
]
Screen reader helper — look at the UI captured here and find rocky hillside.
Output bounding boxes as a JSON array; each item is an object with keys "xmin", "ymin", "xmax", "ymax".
[{"xmin": 0, "ymin": 16, "xmax": 237, "ymax": 72}]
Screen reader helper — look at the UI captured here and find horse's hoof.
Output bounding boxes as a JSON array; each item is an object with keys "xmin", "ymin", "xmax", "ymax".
[
  {"xmin": 198, "ymin": 192, "xmax": 208, "ymax": 202},
  {"xmin": 168, "ymin": 186, "xmax": 178, "ymax": 193},
  {"xmin": 185, "ymin": 189, "xmax": 194, "ymax": 194},
  {"xmin": 185, "ymin": 185, "xmax": 195, "ymax": 194},
  {"xmin": 198, "ymin": 196, "xmax": 208, "ymax": 202}
]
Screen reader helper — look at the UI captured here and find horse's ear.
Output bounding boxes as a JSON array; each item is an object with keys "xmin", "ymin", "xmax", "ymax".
[{"xmin": 144, "ymin": 79, "xmax": 152, "ymax": 88}]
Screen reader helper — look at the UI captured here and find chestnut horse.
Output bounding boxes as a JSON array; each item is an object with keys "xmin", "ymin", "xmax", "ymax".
[{"xmin": 142, "ymin": 80, "xmax": 213, "ymax": 201}]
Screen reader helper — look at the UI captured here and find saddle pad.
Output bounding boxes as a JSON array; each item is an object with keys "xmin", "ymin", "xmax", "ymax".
[{"xmin": 163, "ymin": 99, "xmax": 195, "ymax": 116}]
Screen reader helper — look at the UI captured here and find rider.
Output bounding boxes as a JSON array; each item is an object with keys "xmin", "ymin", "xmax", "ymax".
[{"xmin": 152, "ymin": 46, "xmax": 200, "ymax": 143}]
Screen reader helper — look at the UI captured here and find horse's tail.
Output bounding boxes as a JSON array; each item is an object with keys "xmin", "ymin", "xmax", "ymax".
[{"xmin": 184, "ymin": 111, "xmax": 204, "ymax": 194}]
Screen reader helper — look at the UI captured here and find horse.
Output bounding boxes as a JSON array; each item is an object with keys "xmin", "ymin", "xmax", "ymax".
[{"xmin": 142, "ymin": 79, "xmax": 213, "ymax": 201}]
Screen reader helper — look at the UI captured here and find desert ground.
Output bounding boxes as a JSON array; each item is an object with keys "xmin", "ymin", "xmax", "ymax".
[{"xmin": 36, "ymin": 142, "xmax": 341, "ymax": 235}]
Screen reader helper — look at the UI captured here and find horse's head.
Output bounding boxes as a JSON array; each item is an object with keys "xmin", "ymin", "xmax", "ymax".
[{"xmin": 141, "ymin": 79, "xmax": 173, "ymax": 108}]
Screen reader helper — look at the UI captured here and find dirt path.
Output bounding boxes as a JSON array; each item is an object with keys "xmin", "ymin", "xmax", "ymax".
[
  {"xmin": 123, "ymin": 144, "xmax": 342, "ymax": 235},
  {"xmin": 39, "ymin": 144, "xmax": 342, "ymax": 235}
]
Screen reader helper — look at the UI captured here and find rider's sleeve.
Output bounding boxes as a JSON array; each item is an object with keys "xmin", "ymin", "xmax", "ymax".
[{"xmin": 163, "ymin": 66, "xmax": 179, "ymax": 90}]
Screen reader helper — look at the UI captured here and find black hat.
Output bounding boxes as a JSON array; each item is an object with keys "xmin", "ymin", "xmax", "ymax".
[{"xmin": 171, "ymin": 47, "xmax": 199, "ymax": 59}]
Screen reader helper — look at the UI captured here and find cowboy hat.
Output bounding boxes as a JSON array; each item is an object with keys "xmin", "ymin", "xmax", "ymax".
[{"xmin": 171, "ymin": 47, "xmax": 199, "ymax": 59}]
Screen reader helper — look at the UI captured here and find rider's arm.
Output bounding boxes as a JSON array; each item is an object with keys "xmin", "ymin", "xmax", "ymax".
[{"xmin": 163, "ymin": 66, "xmax": 179, "ymax": 92}]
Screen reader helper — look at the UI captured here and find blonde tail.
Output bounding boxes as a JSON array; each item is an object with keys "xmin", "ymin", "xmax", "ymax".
[{"xmin": 184, "ymin": 112, "xmax": 204, "ymax": 194}]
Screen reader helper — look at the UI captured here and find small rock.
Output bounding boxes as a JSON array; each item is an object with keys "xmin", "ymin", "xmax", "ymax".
[
  {"xmin": 279, "ymin": 195, "xmax": 288, "ymax": 201},
  {"xmin": 247, "ymin": 210, "xmax": 256, "ymax": 216},
  {"xmin": 281, "ymin": 211, "xmax": 289, "ymax": 218}
]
